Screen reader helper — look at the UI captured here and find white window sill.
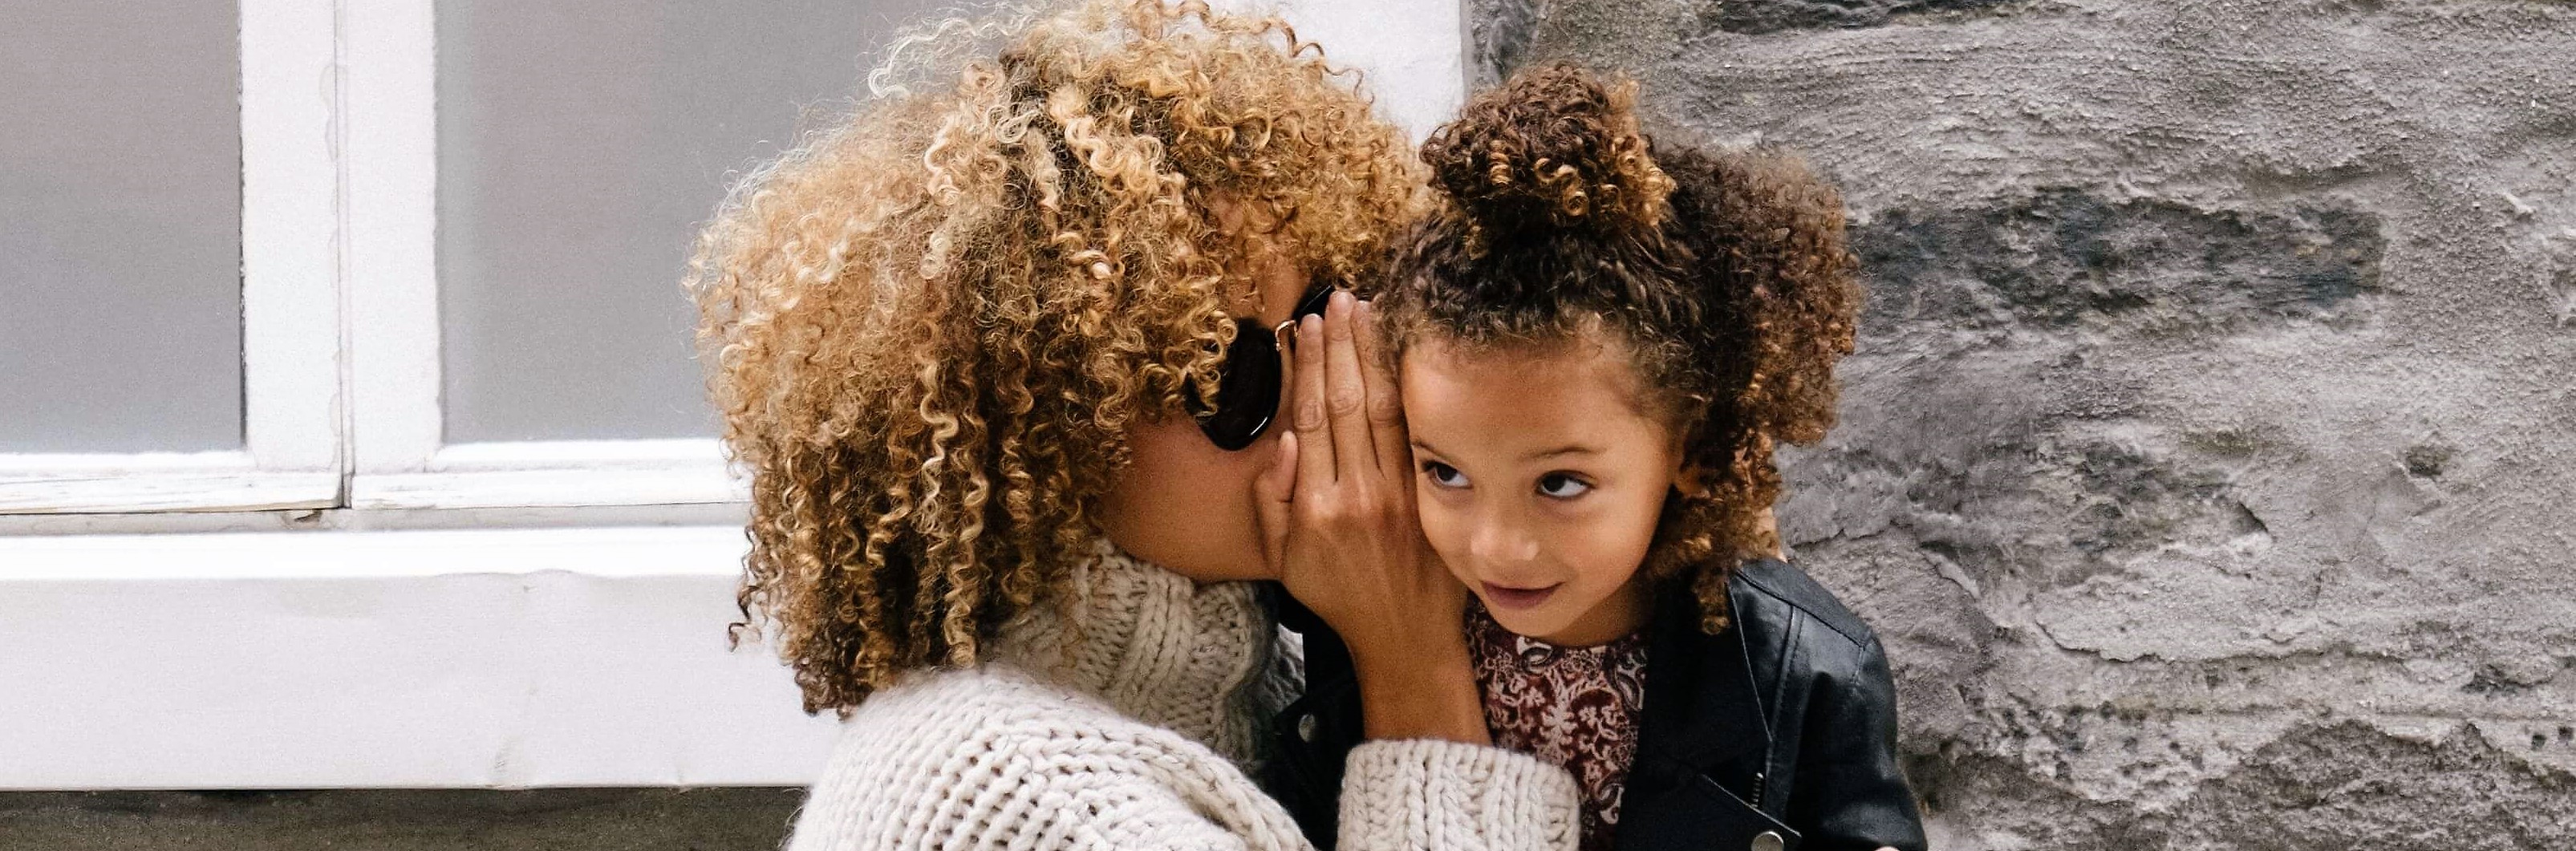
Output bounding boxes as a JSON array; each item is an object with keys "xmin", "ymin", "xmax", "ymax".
[{"xmin": 0, "ymin": 525, "xmax": 839, "ymax": 790}]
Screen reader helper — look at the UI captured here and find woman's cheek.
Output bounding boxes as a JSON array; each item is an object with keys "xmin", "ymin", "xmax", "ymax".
[{"xmin": 1097, "ymin": 415, "xmax": 1274, "ymax": 582}]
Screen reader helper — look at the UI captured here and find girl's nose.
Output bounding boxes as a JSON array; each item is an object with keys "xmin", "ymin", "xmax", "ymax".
[{"xmin": 1466, "ymin": 510, "xmax": 1540, "ymax": 567}]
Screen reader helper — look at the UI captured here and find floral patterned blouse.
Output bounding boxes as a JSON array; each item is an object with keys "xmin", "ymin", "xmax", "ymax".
[{"xmin": 1466, "ymin": 602, "xmax": 1652, "ymax": 851}]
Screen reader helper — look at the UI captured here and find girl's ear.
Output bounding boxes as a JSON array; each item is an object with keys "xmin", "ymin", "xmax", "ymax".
[
  {"xmin": 1673, "ymin": 461, "xmax": 1710, "ymax": 499},
  {"xmin": 1669, "ymin": 421, "xmax": 1709, "ymax": 497}
]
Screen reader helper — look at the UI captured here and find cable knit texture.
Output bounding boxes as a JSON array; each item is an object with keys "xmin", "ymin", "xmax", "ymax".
[
  {"xmin": 783, "ymin": 543, "xmax": 1580, "ymax": 851},
  {"xmin": 993, "ymin": 543, "xmax": 1281, "ymax": 764},
  {"xmin": 1339, "ymin": 740, "xmax": 1584, "ymax": 851}
]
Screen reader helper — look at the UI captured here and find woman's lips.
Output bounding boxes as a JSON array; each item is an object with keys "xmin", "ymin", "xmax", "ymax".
[{"xmin": 1480, "ymin": 582, "xmax": 1561, "ymax": 610}]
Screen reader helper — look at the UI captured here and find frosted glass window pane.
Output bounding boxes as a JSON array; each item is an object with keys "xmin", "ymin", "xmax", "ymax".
[
  {"xmin": 0, "ymin": 2, "xmax": 243, "ymax": 453},
  {"xmin": 437, "ymin": 0, "xmax": 945, "ymax": 444}
]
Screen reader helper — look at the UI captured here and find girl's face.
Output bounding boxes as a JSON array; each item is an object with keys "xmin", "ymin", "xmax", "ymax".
[{"xmin": 1401, "ymin": 333, "xmax": 1690, "ymax": 646}]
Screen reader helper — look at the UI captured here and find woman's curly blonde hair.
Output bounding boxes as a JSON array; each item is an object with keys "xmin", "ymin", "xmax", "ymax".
[{"xmin": 687, "ymin": 0, "xmax": 1419, "ymax": 715}]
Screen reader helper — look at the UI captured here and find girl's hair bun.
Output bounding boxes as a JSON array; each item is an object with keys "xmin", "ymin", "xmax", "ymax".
[{"xmin": 1420, "ymin": 63, "xmax": 1674, "ymax": 240}]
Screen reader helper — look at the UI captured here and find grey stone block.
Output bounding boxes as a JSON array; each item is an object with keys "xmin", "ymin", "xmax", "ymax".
[
  {"xmin": 1854, "ymin": 190, "xmax": 2383, "ymax": 334},
  {"xmin": 1702, "ymin": 0, "xmax": 2018, "ymax": 35}
]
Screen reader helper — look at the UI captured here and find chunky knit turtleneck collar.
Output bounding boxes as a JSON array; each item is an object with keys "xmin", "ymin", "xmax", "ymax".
[{"xmin": 996, "ymin": 541, "xmax": 1284, "ymax": 766}]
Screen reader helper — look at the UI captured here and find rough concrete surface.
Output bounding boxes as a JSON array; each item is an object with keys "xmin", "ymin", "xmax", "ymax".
[
  {"xmin": 1483, "ymin": 0, "xmax": 2576, "ymax": 846},
  {"xmin": 0, "ymin": 788, "xmax": 802, "ymax": 851}
]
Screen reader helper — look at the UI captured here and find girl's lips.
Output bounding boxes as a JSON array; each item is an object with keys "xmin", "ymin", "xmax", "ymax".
[{"xmin": 1481, "ymin": 582, "xmax": 1561, "ymax": 610}]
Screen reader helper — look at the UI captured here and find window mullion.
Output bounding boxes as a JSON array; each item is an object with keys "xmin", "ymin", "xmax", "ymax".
[
  {"xmin": 343, "ymin": 0, "xmax": 445, "ymax": 477},
  {"xmin": 241, "ymin": 0, "xmax": 347, "ymax": 480}
]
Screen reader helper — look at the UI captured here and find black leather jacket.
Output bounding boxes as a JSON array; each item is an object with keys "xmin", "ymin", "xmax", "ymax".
[{"xmin": 1261, "ymin": 559, "xmax": 1928, "ymax": 851}]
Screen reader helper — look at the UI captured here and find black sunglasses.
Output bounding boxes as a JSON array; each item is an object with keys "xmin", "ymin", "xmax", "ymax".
[{"xmin": 1185, "ymin": 282, "xmax": 1337, "ymax": 451}]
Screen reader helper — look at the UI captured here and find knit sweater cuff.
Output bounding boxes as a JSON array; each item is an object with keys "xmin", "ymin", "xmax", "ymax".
[{"xmin": 1336, "ymin": 739, "xmax": 1581, "ymax": 851}]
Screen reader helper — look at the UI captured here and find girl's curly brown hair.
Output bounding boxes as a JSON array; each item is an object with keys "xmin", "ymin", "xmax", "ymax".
[
  {"xmin": 687, "ymin": 0, "xmax": 1419, "ymax": 714},
  {"xmin": 1374, "ymin": 63, "xmax": 1860, "ymax": 634}
]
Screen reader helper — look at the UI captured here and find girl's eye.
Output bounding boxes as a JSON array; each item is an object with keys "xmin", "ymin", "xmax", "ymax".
[
  {"xmin": 1536, "ymin": 472, "xmax": 1592, "ymax": 499},
  {"xmin": 1422, "ymin": 461, "xmax": 1471, "ymax": 488}
]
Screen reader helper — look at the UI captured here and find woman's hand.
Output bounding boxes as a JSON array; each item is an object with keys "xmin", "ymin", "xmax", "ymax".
[{"xmin": 1256, "ymin": 292, "xmax": 1491, "ymax": 744}]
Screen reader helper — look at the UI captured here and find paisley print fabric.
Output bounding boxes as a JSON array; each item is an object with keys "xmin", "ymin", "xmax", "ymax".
[{"xmin": 1466, "ymin": 602, "xmax": 1651, "ymax": 851}]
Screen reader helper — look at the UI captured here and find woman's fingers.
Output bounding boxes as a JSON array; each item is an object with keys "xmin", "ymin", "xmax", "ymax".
[
  {"xmin": 1321, "ymin": 291, "xmax": 1378, "ymax": 485},
  {"xmin": 1291, "ymin": 314, "xmax": 1337, "ymax": 491},
  {"xmin": 1254, "ymin": 431, "xmax": 1298, "ymax": 575},
  {"xmin": 1352, "ymin": 299, "xmax": 1410, "ymax": 482}
]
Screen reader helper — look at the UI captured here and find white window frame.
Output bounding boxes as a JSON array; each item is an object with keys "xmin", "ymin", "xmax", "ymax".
[
  {"xmin": 330, "ymin": 0, "xmax": 1474, "ymax": 514},
  {"xmin": 0, "ymin": 0, "xmax": 344, "ymax": 516},
  {"xmin": 3, "ymin": 0, "xmax": 1466, "ymax": 521},
  {"xmin": 340, "ymin": 0, "xmax": 743, "ymax": 513}
]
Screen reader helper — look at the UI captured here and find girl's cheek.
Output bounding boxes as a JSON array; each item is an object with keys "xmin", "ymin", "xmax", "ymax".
[
  {"xmin": 1415, "ymin": 502, "xmax": 1474, "ymax": 580},
  {"xmin": 1571, "ymin": 529, "xmax": 1629, "ymax": 586},
  {"xmin": 1572, "ymin": 502, "xmax": 1661, "ymax": 587}
]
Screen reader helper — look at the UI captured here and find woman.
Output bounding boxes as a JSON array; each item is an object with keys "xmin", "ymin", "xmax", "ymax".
[{"xmin": 687, "ymin": 2, "xmax": 1576, "ymax": 849}]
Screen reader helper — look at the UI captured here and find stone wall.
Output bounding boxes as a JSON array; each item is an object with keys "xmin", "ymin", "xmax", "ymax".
[{"xmin": 1475, "ymin": 1, "xmax": 2576, "ymax": 847}]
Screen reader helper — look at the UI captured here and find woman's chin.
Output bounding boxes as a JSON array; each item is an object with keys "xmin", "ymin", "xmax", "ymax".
[
  {"xmin": 1164, "ymin": 553, "xmax": 1280, "ymax": 584},
  {"xmin": 1102, "ymin": 525, "xmax": 1274, "ymax": 583}
]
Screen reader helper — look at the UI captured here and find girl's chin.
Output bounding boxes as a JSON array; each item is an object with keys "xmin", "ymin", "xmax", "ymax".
[
  {"xmin": 1483, "ymin": 589, "xmax": 1645, "ymax": 646},
  {"xmin": 1481, "ymin": 600, "xmax": 1572, "ymax": 641}
]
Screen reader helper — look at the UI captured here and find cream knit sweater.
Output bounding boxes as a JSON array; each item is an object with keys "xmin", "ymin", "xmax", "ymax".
[{"xmin": 784, "ymin": 544, "xmax": 1581, "ymax": 851}]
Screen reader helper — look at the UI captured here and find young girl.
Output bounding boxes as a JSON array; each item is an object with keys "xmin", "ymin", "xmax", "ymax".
[{"xmin": 1268, "ymin": 66, "xmax": 1925, "ymax": 851}]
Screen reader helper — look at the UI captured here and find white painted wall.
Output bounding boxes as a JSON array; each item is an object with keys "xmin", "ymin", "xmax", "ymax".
[
  {"xmin": 0, "ymin": 528, "xmax": 830, "ymax": 790},
  {"xmin": 1246, "ymin": 0, "xmax": 1468, "ymax": 140}
]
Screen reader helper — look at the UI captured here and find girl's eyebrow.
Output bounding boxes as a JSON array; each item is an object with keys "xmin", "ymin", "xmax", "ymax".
[
  {"xmin": 1410, "ymin": 436, "xmax": 1601, "ymax": 462},
  {"xmin": 1522, "ymin": 444, "xmax": 1602, "ymax": 461}
]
